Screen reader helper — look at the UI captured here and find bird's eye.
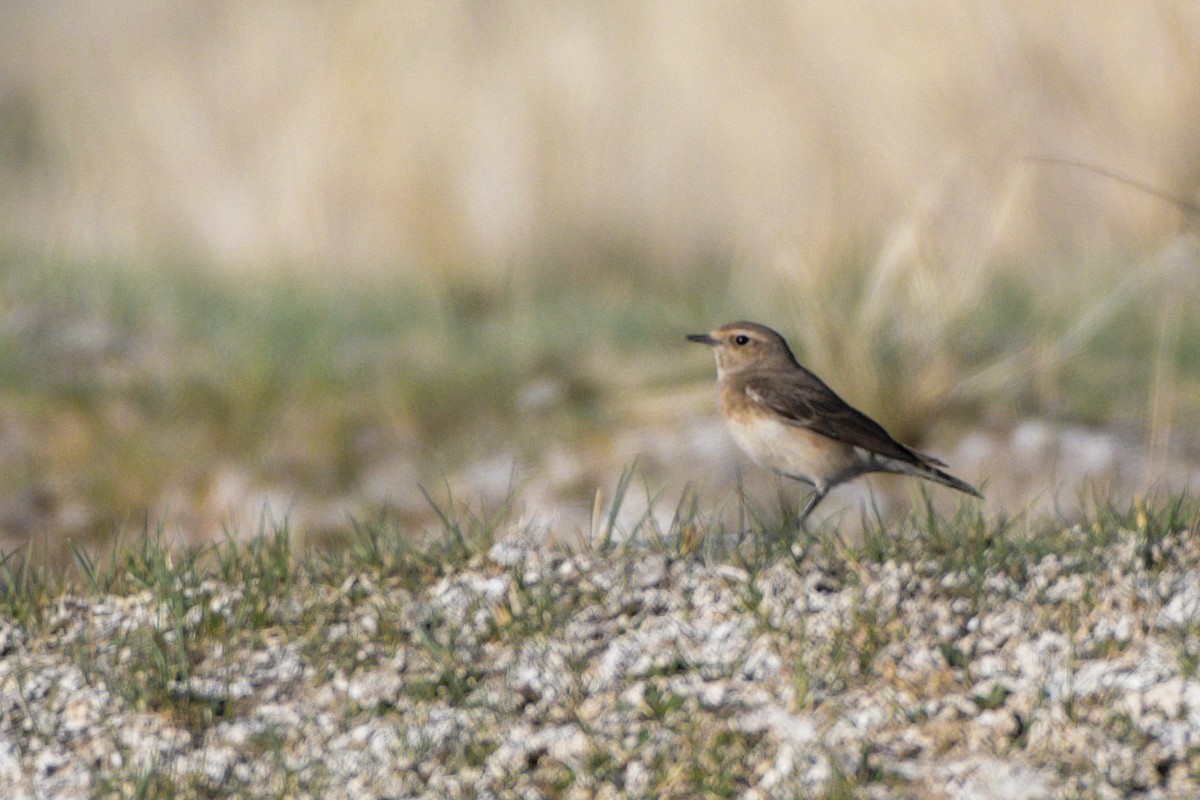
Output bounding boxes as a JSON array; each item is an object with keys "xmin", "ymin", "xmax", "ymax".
[{"xmin": 733, "ymin": 334, "xmax": 750, "ymax": 346}]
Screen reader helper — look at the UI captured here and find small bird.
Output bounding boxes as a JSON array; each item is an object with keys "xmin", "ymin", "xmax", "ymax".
[{"xmin": 687, "ymin": 321, "xmax": 981, "ymax": 525}]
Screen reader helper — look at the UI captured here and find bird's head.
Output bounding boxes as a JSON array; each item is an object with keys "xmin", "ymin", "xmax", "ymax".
[{"xmin": 686, "ymin": 321, "xmax": 798, "ymax": 376}]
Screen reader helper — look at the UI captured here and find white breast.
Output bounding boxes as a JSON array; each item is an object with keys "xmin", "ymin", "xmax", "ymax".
[{"xmin": 724, "ymin": 412, "xmax": 860, "ymax": 490}]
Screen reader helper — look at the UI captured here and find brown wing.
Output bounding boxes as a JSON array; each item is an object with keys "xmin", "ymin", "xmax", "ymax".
[{"xmin": 742, "ymin": 371, "xmax": 924, "ymax": 466}]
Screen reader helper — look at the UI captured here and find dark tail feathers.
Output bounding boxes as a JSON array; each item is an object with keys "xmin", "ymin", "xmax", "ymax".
[{"xmin": 903, "ymin": 453, "xmax": 983, "ymax": 498}]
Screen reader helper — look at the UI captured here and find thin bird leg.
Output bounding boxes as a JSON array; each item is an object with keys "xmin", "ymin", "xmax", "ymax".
[
  {"xmin": 797, "ymin": 488, "xmax": 827, "ymax": 529},
  {"xmin": 797, "ymin": 486, "xmax": 868, "ymax": 580}
]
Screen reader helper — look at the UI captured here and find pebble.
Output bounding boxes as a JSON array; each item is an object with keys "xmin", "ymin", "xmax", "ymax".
[{"xmin": 5, "ymin": 521, "xmax": 1200, "ymax": 798}]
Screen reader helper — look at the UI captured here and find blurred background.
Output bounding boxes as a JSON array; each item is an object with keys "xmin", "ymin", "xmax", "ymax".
[{"xmin": 1, "ymin": 2, "xmax": 1198, "ymax": 555}]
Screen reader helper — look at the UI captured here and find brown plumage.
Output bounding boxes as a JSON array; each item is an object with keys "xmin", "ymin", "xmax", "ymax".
[{"xmin": 687, "ymin": 321, "xmax": 981, "ymax": 524}]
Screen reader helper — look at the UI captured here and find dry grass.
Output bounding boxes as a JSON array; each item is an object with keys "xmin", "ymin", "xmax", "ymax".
[
  {"xmin": 1, "ymin": 3, "xmax": 1197, "ymax": 279},
  {"xmin": 3, "ymin": 6, "xmax": 1199, "ymax": 408}
]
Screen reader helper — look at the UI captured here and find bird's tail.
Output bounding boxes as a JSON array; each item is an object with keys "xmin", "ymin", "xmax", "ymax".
[{"xmin": 899, "ymin": 453, "xmax": 983, "ymax": 498}]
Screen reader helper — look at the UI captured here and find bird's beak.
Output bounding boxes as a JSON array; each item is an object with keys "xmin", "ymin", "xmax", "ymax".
[{"xmin": 686, "ymin": 333, "xmax": 718, "ymax": 346}]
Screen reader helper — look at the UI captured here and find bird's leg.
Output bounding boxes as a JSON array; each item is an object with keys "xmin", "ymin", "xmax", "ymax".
[
  {"xmin": 797, "ymin": 485, "xmax": 868, "ymax": 581},
  {"xmin": 797, "ymin": 487, "xmax": 827, "ymax": 529}
]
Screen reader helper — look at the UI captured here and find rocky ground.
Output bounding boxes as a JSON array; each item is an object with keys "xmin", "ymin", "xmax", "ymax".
[{"xmin": 2, "ymin": 496, "xmax": 1200, "ymax": 798}]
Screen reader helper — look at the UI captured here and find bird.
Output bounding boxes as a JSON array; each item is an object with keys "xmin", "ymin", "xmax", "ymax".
[{"xmin": 687, "ymin": 321, "xmax": 981, "ymax": 525}]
